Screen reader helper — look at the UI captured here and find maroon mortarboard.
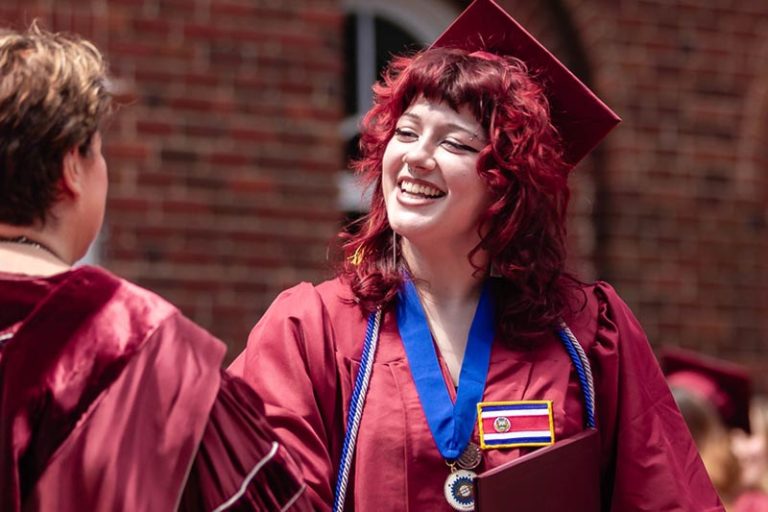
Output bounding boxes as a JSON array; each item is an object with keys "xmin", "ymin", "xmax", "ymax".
[
  {"xmin": 430, "ymin": 0, "xmax": 620, "ymax": 168},
  {"xmin": 660, "ymin": 348, "xmax": 752, "ymax": 433}
]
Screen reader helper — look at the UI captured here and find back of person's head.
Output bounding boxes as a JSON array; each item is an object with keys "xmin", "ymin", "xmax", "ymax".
[
  {"xmin": 0, "ymin": 22, "xmax": 112, "ymax": 226},
  {"xmin": 672, "ymin": 386, "xmax": 742, "ymax": 498},
  {"xmin": 673, "ymin": 385, "xmax": 727, "ymax": 446},
  {"xmin": 662, "ymin": 348, "xmax": 754, "ymax": 499}
]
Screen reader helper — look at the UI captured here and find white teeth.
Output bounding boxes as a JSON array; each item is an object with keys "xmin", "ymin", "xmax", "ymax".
[{"xmin": 400, "ymin": 180, "xmax": 443, "ymax": 197}]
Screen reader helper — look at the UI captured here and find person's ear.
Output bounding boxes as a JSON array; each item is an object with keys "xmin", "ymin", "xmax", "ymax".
[{"xmin": 60, "ymin": 146, "xmax": 85, "ymax": 199}]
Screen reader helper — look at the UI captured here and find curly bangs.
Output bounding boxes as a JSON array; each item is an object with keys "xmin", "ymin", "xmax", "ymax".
[{"xmin": 340, "ymin": 47, "xmax": 576, "ymax": 340}]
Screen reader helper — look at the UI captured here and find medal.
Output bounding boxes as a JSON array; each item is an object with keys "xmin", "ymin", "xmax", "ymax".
[
  {"xmin": 398, "ymin": 277, "xmax": 494, "ymax": 510},
  {"xmin": 444, "ymin": 467, "xmax": 477, "ymax": 511},
  {"xmin": 455, "ymin": 441, "xmax": 482, "ymax": 470}
]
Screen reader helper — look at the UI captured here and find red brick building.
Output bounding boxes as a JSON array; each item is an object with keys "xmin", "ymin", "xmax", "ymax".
[{"xmin": 2, "ymin": 0, "xmax": 767, "ymax": 387}]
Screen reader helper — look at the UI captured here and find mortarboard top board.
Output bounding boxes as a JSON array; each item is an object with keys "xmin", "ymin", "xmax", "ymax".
[
  {"xmin": 661, "ymin": 348, "xmax": 752, "ymax": 433},
  {"xmin": 430, "ymin": 0, "xmax": 621, "ymax": 168}
]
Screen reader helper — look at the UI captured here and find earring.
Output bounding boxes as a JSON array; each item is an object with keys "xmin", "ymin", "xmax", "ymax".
[
  {"xmin": 392, "ymin": 231, "xmax": 398, "ymax": 266},
  {"xmin": 350, "ymin": 245, "xmax": 364, "ymax": 266}
]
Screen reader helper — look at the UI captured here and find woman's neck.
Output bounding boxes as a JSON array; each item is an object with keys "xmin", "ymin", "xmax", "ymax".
[
  {"xmin": 401, "ymin": 238, "xmax": 489, "ymax": 385},
  {"xmin": 401, "ymin": 238, "xmax": 487, "ymax": 304},
  {"xmin": 0, "ymin": 225, "xmax": 72, "ymax": 276}
]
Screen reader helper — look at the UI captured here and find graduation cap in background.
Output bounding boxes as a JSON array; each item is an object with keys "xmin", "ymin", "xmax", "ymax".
[
  {"xmin": 430, "ymin": 0, "xmax": 621, "ymax": 168},
  {"xmin": 661, "ymin": 348, "xmax": 752, "ymax": 434}
]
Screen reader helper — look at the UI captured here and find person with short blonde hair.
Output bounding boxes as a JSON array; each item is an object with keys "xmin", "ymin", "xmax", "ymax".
[
  {"xmin": 0, "ymin": 21, "xmax": 111, "ymax": 228},
  {"xmin": 0, "ymin": 23, "xmax": 311, "ymax": 512}
]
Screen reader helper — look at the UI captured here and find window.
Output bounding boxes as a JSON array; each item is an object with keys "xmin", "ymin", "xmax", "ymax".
[{"xmin": 339, "ymin": 0, "xmax": 458, "ymax": 220}]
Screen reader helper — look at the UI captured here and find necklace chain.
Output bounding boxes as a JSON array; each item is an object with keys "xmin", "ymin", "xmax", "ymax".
[{"xmin": 0, "ymin": 235, "xmax": 63, "ymax": 261}]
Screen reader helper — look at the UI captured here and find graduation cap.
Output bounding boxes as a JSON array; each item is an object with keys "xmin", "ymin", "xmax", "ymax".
[
  {"xmin": 430, "ymin": 0, "xmax": 620, "ymax": 167},
  {"xmin": 660, "ymin": 348, "xmax": 752, "ymax": 433}
]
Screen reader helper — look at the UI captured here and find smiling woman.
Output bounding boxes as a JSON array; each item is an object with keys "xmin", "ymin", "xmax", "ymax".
[{"xmin": 230, "ymin": 1, "xmax": 724, "ymax": 511}]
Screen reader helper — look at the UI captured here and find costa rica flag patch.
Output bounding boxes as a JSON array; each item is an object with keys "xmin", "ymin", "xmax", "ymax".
[{"xmin": 476, "ymin": 400, "xmax": 555, "ymax": 449}]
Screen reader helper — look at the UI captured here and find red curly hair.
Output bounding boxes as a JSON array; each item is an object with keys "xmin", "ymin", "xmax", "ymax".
[{"xmin": 340, "ymin": 47, "xmax": 579, "ymax": 339}]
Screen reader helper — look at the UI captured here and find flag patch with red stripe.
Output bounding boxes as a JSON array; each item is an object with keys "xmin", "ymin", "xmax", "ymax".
[{"xmin": 476, "ymin": 401, "xmax": 555, "ymax": 449}]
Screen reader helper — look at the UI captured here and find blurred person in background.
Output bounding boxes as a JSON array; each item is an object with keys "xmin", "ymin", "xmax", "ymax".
[
  {"xmin": 732, "ymin": 396, "xmax": 768, "ymax": 511},
  {"xmin": 0, "ymin": 23, "xmax": 311, "ymax": 511},
  {"xmin": 663, "ymin": 349, "xmax": 768, "ymax": 511}
]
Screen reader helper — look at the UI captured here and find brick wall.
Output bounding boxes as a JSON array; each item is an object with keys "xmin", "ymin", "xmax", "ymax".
[
  {"xmin": 1, "ymin": 0, "xmax": 345, "ymax": 358},
  {"xmin": 561, "ymin": 0, "xmax": 768, "ymax": 385}
]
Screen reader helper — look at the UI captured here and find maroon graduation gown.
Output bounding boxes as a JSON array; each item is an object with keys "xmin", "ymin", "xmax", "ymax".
[
  {"xmin": 230, "ymin": 277, "xmax": 724, "ymax": 511},
  {"xmin": 0, "ymin": 266, "xmax": 311, "ymax": 512}
]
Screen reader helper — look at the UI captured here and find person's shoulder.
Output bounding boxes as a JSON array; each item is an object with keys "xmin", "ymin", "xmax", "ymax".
[
  {"xmin": 77, "ymin": 265, "xmax": 178, "ymax": 318},
  {"xmin": 76, "ymin": 265, "xmax": 222, "ymax": 346},
  {"xmin": 253, "ymin": 277, "xmax": 368, "ymax": 351},
  {"xmin": 564, "ymin": 279, "xmax": 646, "ymax": 351},
  {"xmin": 590, "ymin": 280, "xmax": 641, "ymax": 325},
  {"xmin": 315, "ymin": 276, "xmax": 355, "ymax": 305},
  {"xmin": 568, "ymin": 279, "xmax": 635, "ymax": 320},
  {"xmin": 269, "ymin": 276, "xmax": 356, "ymax": 315}
]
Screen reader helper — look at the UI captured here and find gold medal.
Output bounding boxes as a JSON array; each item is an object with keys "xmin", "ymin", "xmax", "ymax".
[
  {"xmin": 444, "ymin": 467, "xmax": 477, "ymax": 511},
  {"xmin": 456, "ymin": 442, "xmax": 482, "ymax": 470}
]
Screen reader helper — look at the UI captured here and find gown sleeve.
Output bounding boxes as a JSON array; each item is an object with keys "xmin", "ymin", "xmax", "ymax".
[
  {"xmin": 178, "ymin": 370, "xmax": 313, "ymax": 512},
  {"xmin": 229, "ymin": 283, "xmax": 340, "ymax": 512},
  {"xmin": 589, "ymin": 282, "xmax": 724, "ymax": 511}
]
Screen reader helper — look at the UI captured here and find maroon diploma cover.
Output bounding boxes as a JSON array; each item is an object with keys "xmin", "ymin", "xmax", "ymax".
[{"xmin": 474, "ymin": 429, "xmax": 601, "ymax": 512}]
